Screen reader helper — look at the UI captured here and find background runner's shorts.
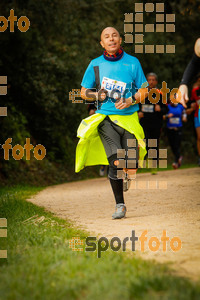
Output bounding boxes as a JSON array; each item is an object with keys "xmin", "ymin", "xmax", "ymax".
[{"xmin": 194, "ymin": 116, "xmax": 200, "ymax": 128}]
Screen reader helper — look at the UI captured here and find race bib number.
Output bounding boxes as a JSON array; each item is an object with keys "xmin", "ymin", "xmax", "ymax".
[
  {"xmin": 141, "ymin": 104, "xmax": 154, "ymax": 113},
  {"xmin": 101, "ymin": 77, "xmax": 126, "ymax": 99},
  {"xmin": 169, "ymin": 117, "xmax": 180, "ymax": 124}
]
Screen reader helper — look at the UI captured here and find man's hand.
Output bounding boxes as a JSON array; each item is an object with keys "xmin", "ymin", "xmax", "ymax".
[
  {"xmin": 155, "ymin": 104, "xmax": 161, "ymax": 112},
  {"xmin": 138, "ymin": 112, "xmax": 144, "ymax": 119},
  {"xmin": 191, "ymin": 102, "xmax": 196, "ymax": 110},
  {"xmin": 89, "ymin": 109, "xmax": 96, "ymax": 116},
  {"xmin": 81, "ymin": 87, "xmax": 107, "ymax": 102},
  {"xmin": 115, "ymin": 97, "xmax": 132, "ymax": 110},
  {"xmin": 177, "ymin": 84, "xmax": 189, "ymax": 108},
  {"xmin": 163, "ymin": 112, "xmax": 173, "ymax": 120},
  {"xmin": 98, "ymin": 89, "xmax": 107, "ymax": 101}
]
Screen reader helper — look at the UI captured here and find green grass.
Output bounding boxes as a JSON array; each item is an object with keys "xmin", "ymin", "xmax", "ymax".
[{"xmin": 0, "ymin": 186, "xmax": 200, "ymax": 300}]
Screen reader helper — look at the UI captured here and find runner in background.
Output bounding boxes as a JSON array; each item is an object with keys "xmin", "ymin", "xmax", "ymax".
[
  {"xmin": 164, "ymin": 102, "xmax": 187, "ymax": 169},
  {"xmin": 177, "ymin": 38, "xmax": 200, "ymax": 165},
  {"xmin": 189, "ymin": 74, "xmax": 200, "ymax": 166},
  {"xmin": 192, "ymin": 73, "xmax": 200, "ymax": 89},
  {"xmin": 138, "ymin": 73, "xmax": 168, "ymax": 174},
  {"xmin": 178, "ymin": 38, "xmax": 200, "ymax": 111}
]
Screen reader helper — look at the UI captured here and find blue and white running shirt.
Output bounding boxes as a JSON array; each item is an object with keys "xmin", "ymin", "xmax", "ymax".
[
  {"xmin": 81, "ymin": 51, "xmax": 147, "ymax": 115},
  {"xmin": 167, "ymin": 104, "xmax": 185, "ymax": 128}
]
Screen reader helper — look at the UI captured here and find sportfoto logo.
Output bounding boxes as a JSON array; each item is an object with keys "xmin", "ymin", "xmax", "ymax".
[
  {"xmin": 0, "ymin": 9, "xmax": 30, "ymax": 33},
  {"xmin": 1, "ymin": 138, "xmax": 46, "ymax": 160},
  {"xmin": 69, "ymin": 81, "xmax": 181, "ymax": 104},
  {"xmin": 69, "ymin": 230, "xmax": 182, "ymax": 258}
]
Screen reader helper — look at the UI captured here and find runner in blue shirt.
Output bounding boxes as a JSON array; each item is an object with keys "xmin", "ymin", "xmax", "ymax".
[
  {"xmin": 81, "ymin": 43, "xmax": 147, "ymax": 116},
  {"xmin": 78, "ymin": 27, "xmax": 148, "ymax": 219},
  {"xmin": 165, "ymin": 103, "xmax": 187, "ymax": 169}
]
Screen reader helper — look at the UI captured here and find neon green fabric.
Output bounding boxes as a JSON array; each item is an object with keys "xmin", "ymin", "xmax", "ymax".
[{"xmin": 75, "ymin": 112, "xmax": 146, "ymax": 173}]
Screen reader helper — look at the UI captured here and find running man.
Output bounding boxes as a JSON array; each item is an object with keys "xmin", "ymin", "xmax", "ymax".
[
  {"xmin": 138, "ymin": 73, "xmax": 168, "ymax": 173},
  {"xmin": 75, "ymin": 27, "xmax": 148, "ymax": 219},
  {"xmin": 164, "ymin": 102, "xmax": 187, "ymax": 169},
  {"xmin": 190, "ymin": 74, "xmax": 200, "ymax": 165},
  {"xmin": 178, "ymin": 38, "xmax": 200, "ymax": 109},
  {"xmin": 177, "ymin": 38, "xmax": 200, "ymax": 165}
]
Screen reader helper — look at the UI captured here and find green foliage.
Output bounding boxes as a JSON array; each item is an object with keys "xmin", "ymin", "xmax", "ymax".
[{"xmin": 0, "ymin": 0, "xmax": 199, "ymax": 184}]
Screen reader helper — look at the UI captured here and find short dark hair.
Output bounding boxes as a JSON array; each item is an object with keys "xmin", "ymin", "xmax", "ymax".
[{"xmin": 146, "ymin": 72, "xmax": 158, "ymax": 81}]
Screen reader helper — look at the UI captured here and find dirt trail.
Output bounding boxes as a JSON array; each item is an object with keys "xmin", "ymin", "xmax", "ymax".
[{"xmin": 28, "ymin": 168, "xmax": 200, "ymax": 280}]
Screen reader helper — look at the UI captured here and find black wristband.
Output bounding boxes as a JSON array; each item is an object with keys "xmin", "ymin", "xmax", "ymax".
[{"xmin": 131, "ymin": 95, "xmax": 137, "ymax": 105}]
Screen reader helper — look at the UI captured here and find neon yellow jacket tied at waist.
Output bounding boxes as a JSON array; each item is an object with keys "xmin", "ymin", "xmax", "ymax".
[{"xmin": 75, "ymin": 112, "xmax": 147, "ymax": 173}]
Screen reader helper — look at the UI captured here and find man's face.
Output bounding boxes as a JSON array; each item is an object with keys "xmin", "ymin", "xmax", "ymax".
[
  {"xmin": 147, "ymin": 76, "xmax": 158, "ymax": 89},
  {"xmin": 100, "ymin": 27, "xmax": 122, "ymax": 54}
]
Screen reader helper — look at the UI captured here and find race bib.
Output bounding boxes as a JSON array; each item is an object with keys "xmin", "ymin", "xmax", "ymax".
[
  {"xmin": 141, "ymin": 104, "xmax": 154, "ymax": 113},
  {"xmin": 101, "ymin": 77, "xmax": 126, "ymax": 99},
  {"xmin": 169, "ymin": 117, "xmax": 180, "ymax": 124}
]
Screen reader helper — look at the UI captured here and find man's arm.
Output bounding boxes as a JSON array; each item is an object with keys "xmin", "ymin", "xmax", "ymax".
[
  {"xmin": 115, "ymin": 88, "xmax": 148, "ymax": 110},
  {"xmin": 178, "ymin": 38, "xmax": 200, "ymax": 106},
  {"xmin": 81, "ymin": 87, "xmax": 97, "ymax": 101},
  {"xmin": 180, "ymin": 53, "xmax": 200, "ymax": 86},
  {"xmin": 80, "ymin": 61, "xmax": 100, "ymax": 102},
  {"xmin": 81, "ymin": 87, "xmax": 107, "ymax": 102}
]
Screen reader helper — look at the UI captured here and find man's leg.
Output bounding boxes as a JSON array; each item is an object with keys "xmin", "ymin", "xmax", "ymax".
[
  {"xmin": 167, "ymin": 129, "xmax": 175, "ymax": 155},
  {"xmin": 176, "ymin": 128, "xmax": 183, "ymax": 167},
  {"xmin": 98, "ymin": 118, "xmax": 126, "ymax": 219},
  {"xmin": 121, "ymin": 128, "xmax": 139, "ymax": 189},
  {"xmin": 175, "ymin": 129, "xmax": 182, "ymax": 163},
  {"xmin": 167, "ymin": 129, "xmax": 179, "ymax": 168}
]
